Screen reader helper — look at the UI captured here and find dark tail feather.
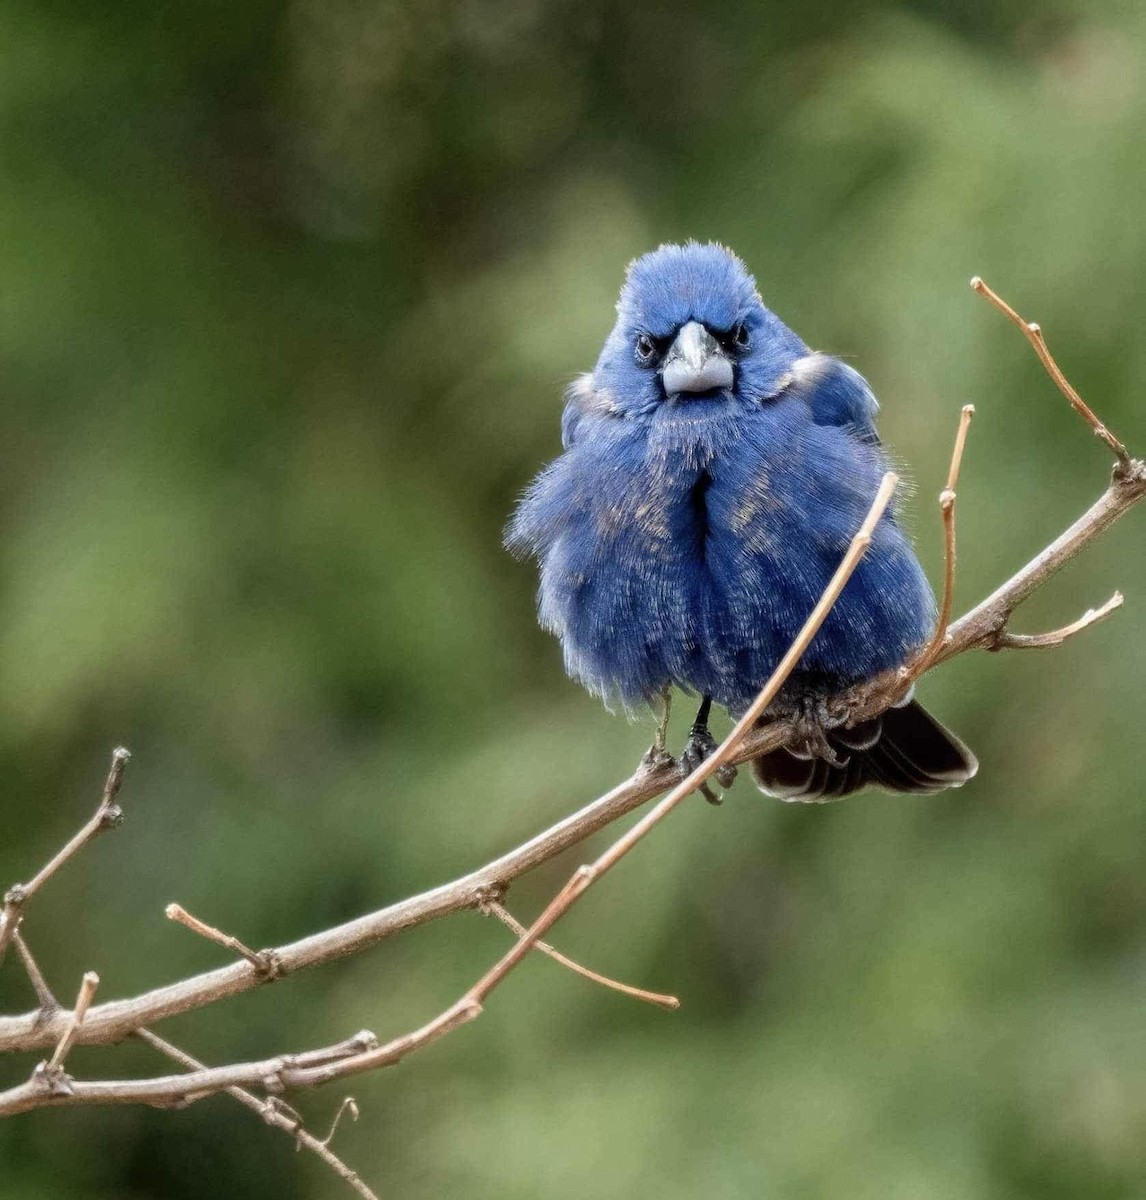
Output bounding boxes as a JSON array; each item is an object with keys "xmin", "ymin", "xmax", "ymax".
[{"xmin": 752, "ymin": 700, "xmax": 977, "ymax": 802}]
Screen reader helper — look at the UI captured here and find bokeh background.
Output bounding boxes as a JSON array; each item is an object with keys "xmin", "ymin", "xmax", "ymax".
[{"xmin": 2, "ymin": 0, "xmax": 1144, "ymax": 1196}]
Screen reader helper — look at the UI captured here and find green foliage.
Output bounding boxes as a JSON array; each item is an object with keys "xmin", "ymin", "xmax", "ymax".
[{"xmin": 1, "ymin": 1, "xmax": 1144, "ymax": 1196}]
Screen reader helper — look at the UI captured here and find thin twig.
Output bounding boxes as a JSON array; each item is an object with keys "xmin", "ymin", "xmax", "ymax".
[
  {"xmin": 12, "ymin": 933, "xmax": 59, "ymax": 1015},
  {"xmin": 166, "ymin": 904, "xmax": 281, "ymax": 977},
  {"xmin": 135, "ymin": 1029, "xmax": 378, "ymax": 1200},
  {"xmin": 315, "ymin": 1097, "xmax": 360, "ymax": 1149},
  {"xmin": 481, "ymin": 896, "xmax": 679, "ymax": 1010},
  {"xmin": 989, "ymin": 590, "xmax": 1124, "ymax": 650},
  {"xmin": 0, "ymin": 747, "xmax": 130, "ymax": 965},
  {"xmin": 970, "ymin": 276, "xmax": 1130, "ymax": 468},
  {"xmin": 44, "ymin": 971, "xmax": 99, "ymax": 1074},
  {"xmin": 917, "ymin": 405, "xmax": 975, "ymax": 670}
]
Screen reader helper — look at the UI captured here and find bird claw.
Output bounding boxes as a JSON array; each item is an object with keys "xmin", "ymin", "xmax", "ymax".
[
  {"xmin": 680, "ymin": 724, "xmax": 737, "ymax": 802},
  {"xmin": 787, "ymin": 697, "xmax": 849, "ymax": 768},
  {"xmin": 714, "ymin": 761, "xmax": 739, "ymax": 790}
]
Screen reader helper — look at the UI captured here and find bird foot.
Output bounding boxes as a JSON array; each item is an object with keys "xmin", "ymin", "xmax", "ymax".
[
  {"xmin": 787, "ymin": 697, "xmax": 849, "ymax": 768},
  {"xmin": 680, "ymin": 723, "xmax": 737, "ymax": 803}
]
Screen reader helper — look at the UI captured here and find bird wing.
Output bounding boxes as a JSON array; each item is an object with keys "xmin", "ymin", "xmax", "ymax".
[
  {"xmin": 781, "ymin": 353, "xmax": 881, "ymax": 446},
  {"xmin": 560, "ymin": 373, "xmax": 622, "ymax": 448}
]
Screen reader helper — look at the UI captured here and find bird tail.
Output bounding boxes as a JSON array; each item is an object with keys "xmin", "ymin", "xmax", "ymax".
[{"xmin": 751, "ymin": 700, "xmax": 977, "ymax": 802}]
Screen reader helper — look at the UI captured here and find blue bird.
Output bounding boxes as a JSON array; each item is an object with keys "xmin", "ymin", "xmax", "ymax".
[{"xmin": 506, "ymin": 242, "xmax": 976, "ymax": 800}]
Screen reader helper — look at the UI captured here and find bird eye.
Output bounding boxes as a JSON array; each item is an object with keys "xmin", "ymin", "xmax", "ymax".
[
  {"xmin": 634, "ymin": 334, "xmax": 657, "ymax": 367},
  {"xmin": 732, "ymin": 322, "xmax": 750, "ymax": 350}
]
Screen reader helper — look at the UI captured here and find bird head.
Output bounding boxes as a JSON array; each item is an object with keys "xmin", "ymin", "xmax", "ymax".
[{"xmin": 591, "ymin": 242, "xmax": 807, "ymax": 418}]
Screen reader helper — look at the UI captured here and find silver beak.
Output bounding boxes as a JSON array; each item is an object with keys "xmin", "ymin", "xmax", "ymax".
[{"xmin": 660, "ymin": 320, "xmax": 734, "ymax": 396}]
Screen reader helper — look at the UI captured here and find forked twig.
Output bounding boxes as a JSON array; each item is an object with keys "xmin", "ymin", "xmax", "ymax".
[
  {"xmin": 0, "ymin": 748, "xmax": 130, "ymax": 965},
  {"xmin": 989, "ymin": 591, "xmax": 1124, "ymax": 650},
  {"xmin": 135, "ymin": 1029, "xmax": 378, "ymax": 1200},
  {"xmin": 2, "ymin": 448, "xmax": 1142, "ymax": 1073},
  {"xmin": 3, "ymin": 452, "xmax": 1143, "ymax": 1072}
]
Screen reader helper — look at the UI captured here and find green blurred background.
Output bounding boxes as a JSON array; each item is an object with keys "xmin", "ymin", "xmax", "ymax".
[{"xmin": 1, "ymin": 0, "xmax": 1144, "ymax": 1196}]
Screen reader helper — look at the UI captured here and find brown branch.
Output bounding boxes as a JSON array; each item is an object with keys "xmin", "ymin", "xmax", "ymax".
[
  {"xmin": 0, "ymin": 747, "xmax": 130, "ymax": 965},
  {"xmin": 970, "ymin": 276, "xmax": 1130, "ymax": 469},
  {"xmin": 134, "ymin": 1029, "xmax": 378, "ymax": 1200},
  {"xmin": 480, "ymin": 895, "xmax": 680, "ymax": 1010},
  {"xmin": 0, "ymin": 763, "xmax": 679, "ymax": 1054},
  {"xmin": 928, "ymin": 461, "xmax": 1144, "ymax": 666},
  {"xmin": 0, "ymin": 473, "xmax": 897, "ymax": 1113},
  {"xmin": 0, "ymin": 1029, "xmax": 382, "ymax": 1115},
  {"xmin": 2, "ymin": 457, "xmax": 1144, "ymax": 1061}
]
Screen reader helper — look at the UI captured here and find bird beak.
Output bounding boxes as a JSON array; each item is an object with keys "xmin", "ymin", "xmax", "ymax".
[{"xmin": 660, "ymin": 321, "xmax": 734, "ymax": 396}]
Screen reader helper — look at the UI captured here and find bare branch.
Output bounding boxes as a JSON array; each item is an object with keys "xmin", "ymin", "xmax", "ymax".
[
  {"xmin": 930, "ymin": 461, "xmax": 1145, "ymax": 666},
  {"xmin": 970, "ymin": 276, "xmax": 1130, "ymax": 469},
  {"xmin": 1, "ymin": 453, "xmax": 1143, "ymax": 1061},
  {"xmin": 0, "ymin": 282, "xmax": 1142, "ymax": 1166},
  {"xmin": 0, "ymin": 473, "xmax": 899, "ymax": 1112},
  {"xmin": 135, "ymin": 1029, "xmax": 378, "ymax": 1200},
  {"xmin": 480, "ymin": 895, "xmax": 680, "ymax": 1010},
  {"xmin": 0, "ymin": 280, "xmax": 1138, "ymax": 1200},
  {"xmin": 0, "ymin": 763, "xmax": 678, "ymax": 1054},
  {"xmin": 0, "ymin": 747, "xmax": 130, "ymax": 965},
  {"xmin": 0, "ymin": 1029, "xmax": 381, "ymax": 1115},
  {"xmin": 988, "ymin": 590, "xmax": 1124, "ymax": 651}
]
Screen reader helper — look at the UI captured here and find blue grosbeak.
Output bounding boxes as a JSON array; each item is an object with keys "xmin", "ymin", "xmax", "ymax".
[{"xmin": 507, "ymin": 242, "xmax": 976, "ymax": 800}]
